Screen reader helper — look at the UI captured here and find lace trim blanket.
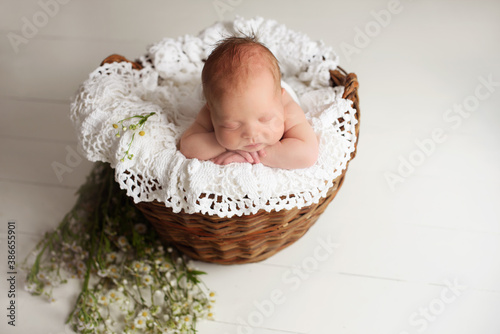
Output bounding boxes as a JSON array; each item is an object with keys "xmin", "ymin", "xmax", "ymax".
[{"xmin": 70, "ymin": 16, "xmax": 358, "ymax": 218}]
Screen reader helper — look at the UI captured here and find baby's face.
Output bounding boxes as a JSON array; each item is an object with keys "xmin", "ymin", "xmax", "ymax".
[{"xmin": 209, "ymin": 69, "xmax": 285, "ymax": 152}]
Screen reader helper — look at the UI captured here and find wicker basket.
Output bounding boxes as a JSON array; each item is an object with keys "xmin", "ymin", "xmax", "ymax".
[{"xmin": 101, "ymin": 54, "xmax": 360, "ymax": 265}]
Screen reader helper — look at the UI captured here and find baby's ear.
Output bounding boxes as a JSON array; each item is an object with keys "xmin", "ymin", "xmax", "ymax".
[{"xmin": 281, "ymin": 87, "xmax": 285, "ymax": 96}]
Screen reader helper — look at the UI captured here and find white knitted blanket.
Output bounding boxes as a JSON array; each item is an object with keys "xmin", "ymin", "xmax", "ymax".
[{"xmin": 70, "ymin": 16, "xmax": 358, "ymax": 218}]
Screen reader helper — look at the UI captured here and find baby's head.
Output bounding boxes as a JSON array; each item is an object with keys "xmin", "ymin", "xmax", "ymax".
[{"xmin": 202, "ymin": 35, "xmax": 285, "ymax": 152}]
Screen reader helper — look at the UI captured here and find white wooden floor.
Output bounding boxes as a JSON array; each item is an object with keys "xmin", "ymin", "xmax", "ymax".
[{"xmin": 1, "ymin": 0, "xmax": 500, "ymax": 333}]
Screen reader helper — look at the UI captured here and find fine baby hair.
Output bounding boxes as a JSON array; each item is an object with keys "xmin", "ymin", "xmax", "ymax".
[{"xmin": 201, "ymin": 32, "xmax": 281, "ymax": 108}]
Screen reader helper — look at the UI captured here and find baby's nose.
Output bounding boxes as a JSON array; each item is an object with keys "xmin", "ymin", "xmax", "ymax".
[{"xmin": 242, "ymin": 123, "xmax": 259, "ymax": 139}]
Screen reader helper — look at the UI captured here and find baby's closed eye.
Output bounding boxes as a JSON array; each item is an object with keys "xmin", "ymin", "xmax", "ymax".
[
  {"xmin": 220, "ymin": 122, "xmax": 240, "ymax": 130},
  {"xmin": 259, "ymin": 116, "xmax": 273, "ymax": 123}
]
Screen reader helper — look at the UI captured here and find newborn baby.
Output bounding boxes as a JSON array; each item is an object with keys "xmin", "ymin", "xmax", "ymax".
[{"xmin": 180, "ymin": 35, "xmax": 319, "ymax": 169}]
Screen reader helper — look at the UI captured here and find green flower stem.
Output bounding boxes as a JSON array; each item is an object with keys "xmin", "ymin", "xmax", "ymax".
[
  {"xmin": 96, "ymin": 171, "xmax": 115, "ymax": 268},
  {"xmin": 66, "ymin": 169, "xmax": 108, "ymax": 325}
]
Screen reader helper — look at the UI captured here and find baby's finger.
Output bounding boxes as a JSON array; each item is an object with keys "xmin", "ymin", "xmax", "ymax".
[
  {"xmin": 211, "ymin": 152, "xmax": 229, "ymax": 165},
  {"xmin": 222, "ymin": 156, "xmax": 238, "ymax": 165},
  {"xmin": 237, "ymin": 151, "xmax": 254, "ymax": 163},
  {"xmin": 249, "ymin": 151, "xmax": 260, "ymax": 164}
]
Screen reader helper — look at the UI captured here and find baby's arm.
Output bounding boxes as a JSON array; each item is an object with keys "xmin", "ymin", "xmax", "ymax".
[
  {"xmin": 259, "ymin": 94, "xmax": 319, "ymax": 169},
  {"xmin": 180, "ymin": 105, "xmax": 261, "ymax": 164},
  {"xmin": 179, "ymin": 104, "xmax": 226, "ymax": 160}
]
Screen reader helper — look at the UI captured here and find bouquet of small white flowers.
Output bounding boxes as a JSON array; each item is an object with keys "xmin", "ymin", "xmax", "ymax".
[{"xmin": 23, "ymin": 162, "xmax": 214, "ymax": 334}]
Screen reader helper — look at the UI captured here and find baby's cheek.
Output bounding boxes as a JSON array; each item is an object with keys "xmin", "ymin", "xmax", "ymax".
[
  {"xmin": 216, "ymin": 130, "xmax": 238, "ymax": 150},
  {"xmin": 270, "ymin": 121, "xmax": 285, "ymax": 142}
]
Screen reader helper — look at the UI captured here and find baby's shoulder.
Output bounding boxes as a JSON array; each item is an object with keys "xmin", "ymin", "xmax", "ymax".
[
  {"xmin": 283, "ymin": 93, "xmax": 307, "ymax": 131},
  {"xmin": 195, "ymin": 104, "xmax": 214, "ymax": 131}
]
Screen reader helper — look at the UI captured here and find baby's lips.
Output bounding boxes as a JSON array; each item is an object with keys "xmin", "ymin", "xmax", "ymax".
[{"xmin": 245, "ymin": 143, "xmax": 260, "ymax": 149}]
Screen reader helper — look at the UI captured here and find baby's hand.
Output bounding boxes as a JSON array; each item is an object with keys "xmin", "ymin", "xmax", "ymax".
[
  {"xmin": 210, "ymin": 151, "xmax": 248, "ymax": 165},
  {"xmin": 211, "ymin": 149, "xmax": 266, "ymax": 165}
]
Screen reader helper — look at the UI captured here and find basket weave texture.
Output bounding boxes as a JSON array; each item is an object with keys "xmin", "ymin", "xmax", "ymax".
[{"xmin": 101, "ymin": 54, "xmax": 360, "ymax": 265}]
